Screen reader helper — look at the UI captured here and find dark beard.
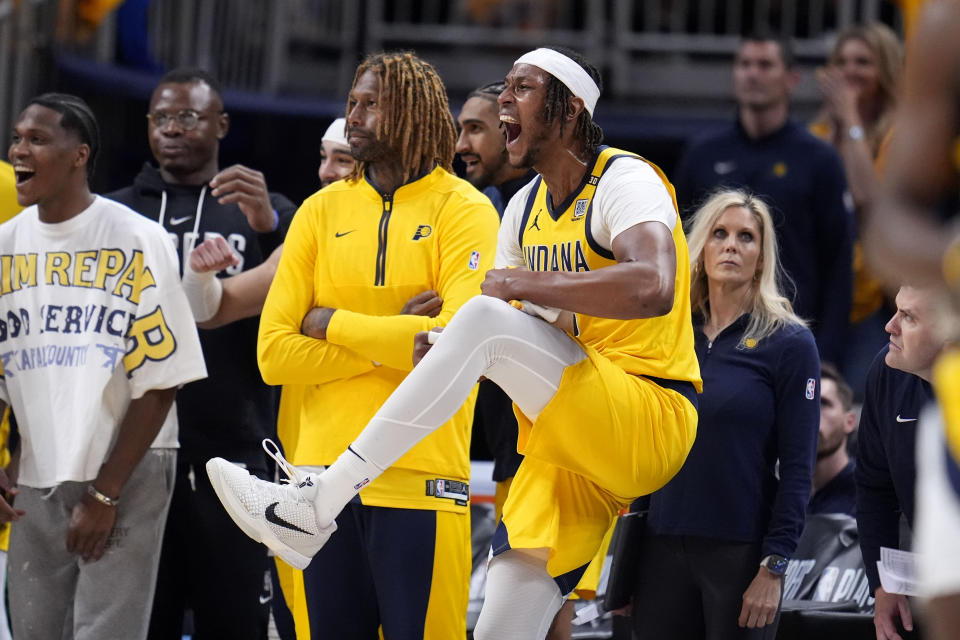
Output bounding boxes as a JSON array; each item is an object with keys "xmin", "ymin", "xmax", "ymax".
[
  {"xmin": 470, "ymin": 150, "xmax": 511, "ymax": 190},
  {"xmin": 350, "ymin": 135, "xmax": 392, "ymax": 164},
  {"xmin": 816, "ymin": 438, "xmax": 845, "ymax": 460}
]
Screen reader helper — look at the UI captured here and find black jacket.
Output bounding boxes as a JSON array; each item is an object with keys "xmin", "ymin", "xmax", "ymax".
[{"xmin": 108, "ymin": 163, "xmax": 297, "ymax": 467}]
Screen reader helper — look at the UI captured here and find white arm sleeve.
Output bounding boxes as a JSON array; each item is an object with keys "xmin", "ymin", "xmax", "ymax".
[
  {"xmin": 181, "ymin": 264, "xmax": 223, "ymax": 323},
  {"xmin": 590, "ymin": 158, "xmax": 677, "ymax": 252}
]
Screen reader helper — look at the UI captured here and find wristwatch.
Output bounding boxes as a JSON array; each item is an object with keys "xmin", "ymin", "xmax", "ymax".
[
  {"xmin": 760, "ymin": 554, "xmax": 789, "ymax": 576},
  {"xmin": 847, "ymin": 125, "xmax": 865, "ymax": 141}
]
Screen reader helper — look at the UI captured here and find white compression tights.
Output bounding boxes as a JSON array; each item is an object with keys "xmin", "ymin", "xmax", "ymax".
[
  {"xmin": 314, "ymin": 295, "xmax": 587, "ymax": 524},
  {"xmin": 474, "ymin": 549, "xmax": 566, "ymax": 640}
]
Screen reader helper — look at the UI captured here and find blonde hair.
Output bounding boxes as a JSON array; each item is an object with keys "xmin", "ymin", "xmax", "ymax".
[
  {"xmin": 687, "ymin": 189, "xmax": 806, "ymax": 345},
  {"xmin": 816, "ymin": 22, "xmax": 903, "ymax": 154}
]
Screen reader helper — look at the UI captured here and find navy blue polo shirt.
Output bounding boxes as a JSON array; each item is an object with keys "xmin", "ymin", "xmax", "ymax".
[
  {"xmin": 648, "ymin": 314, "xmax": 821, "ymax": 559},
  {"xmin": 855, "ymin": 346, "xmax": 934, "ymax": 592},
  {"xmin": 672, "ymin": 119, "xmax": 854, "ymax": 365}
]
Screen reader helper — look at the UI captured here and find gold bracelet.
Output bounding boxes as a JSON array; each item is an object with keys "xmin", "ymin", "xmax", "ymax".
[{"xmin": 87, "ymin": 484, "xmax": 118, "ymax": 508}]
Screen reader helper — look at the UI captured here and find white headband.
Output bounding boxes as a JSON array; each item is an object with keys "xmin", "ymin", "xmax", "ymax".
[
  {"xmin": 514, "ymin": 48, "xmax": 600, "ymax": 116},
  {"xmin": 321, "ymin": 117, "xmax": 348, "ymax": 147}
]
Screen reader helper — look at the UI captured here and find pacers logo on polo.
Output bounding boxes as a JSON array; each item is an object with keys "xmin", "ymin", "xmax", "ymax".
[{"xmin": 412, "ymin": 225, "xmax": 432, "ymax": 241}]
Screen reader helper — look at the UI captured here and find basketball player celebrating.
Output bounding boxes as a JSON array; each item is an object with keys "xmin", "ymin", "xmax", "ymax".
[{"xmin": 208, "ymin": 46, "xmax": 701, "ymax": 639}]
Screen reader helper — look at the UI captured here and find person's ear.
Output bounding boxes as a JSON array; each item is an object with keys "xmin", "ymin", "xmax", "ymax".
[
  {"xmin": 217, "ymin": 112, "xmax": 230, "ymax": 140},
  {"xmin": 844, "ymin": 411, "xmax": 857, "ymax": 435},
  {"xmin": 566, "ymin": 96, "xmax": 585, "ymax": 122},
  {"xmin": 74, "ymin": 143, "xmax": 90, "ymax": 170}
]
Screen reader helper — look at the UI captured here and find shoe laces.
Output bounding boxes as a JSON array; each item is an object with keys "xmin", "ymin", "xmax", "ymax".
[{"xmin": 262, "ymin": 438, "xmax": 309, "ymax": 489}]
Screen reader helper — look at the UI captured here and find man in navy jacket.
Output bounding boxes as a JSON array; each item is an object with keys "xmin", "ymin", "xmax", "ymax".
[
  {"xmin": 673, "ymin": 32, "xmax": 854, "ymax": 365},
  {"xmin": 856, "ymin": 285, "xmax": 946, "ymax": 640}
]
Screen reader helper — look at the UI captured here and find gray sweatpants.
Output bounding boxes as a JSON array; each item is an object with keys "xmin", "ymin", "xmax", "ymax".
[{"xmin": 9, "ymin": 448, "xmax": 176, "ymax": 640}]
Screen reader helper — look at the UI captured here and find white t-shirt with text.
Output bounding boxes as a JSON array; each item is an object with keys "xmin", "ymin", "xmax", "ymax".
[{"xmin": 0, "ymin": 196, "xmax": 206, "ymax": 488}]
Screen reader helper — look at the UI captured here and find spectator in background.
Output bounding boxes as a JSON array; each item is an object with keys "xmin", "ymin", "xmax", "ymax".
[
  {"xmin": 810, "ymin": 22, "xmax": 904, "ymax": 399},
  {"xmin": 855, "ymin": 285, "xmax": 946, "ymax": 640},
  {"xmin": 673, "ymin": 32, "xmax": 854, "ymax": 366},
  {"xmin": 2, "ymin": 93, "xmax": 206, "ymax": 640},
  {"xmin": 107, "ymin": 68, "xmax": 297, "ymax": 640},
  {"xmin": 808, "ymin": 361, "xmax": 858, "ymax": 516},
  {"xmin": 634, "ymin": 189, "xmax": 820, "ymax": 640},
  {"xmin": 318, "ymin": 117, "xmax": 353, "ymax": 187}
]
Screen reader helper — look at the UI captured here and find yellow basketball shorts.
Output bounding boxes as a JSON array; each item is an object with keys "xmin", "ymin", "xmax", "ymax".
[{"xmin": 498, "ymin": 345, "xmax": 697, "ymax": 590}]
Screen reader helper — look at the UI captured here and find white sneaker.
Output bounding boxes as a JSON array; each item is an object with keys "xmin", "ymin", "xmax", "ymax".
[{"xmin": 206, "ymin": 440, "xmax": 336, "ymax": 570}]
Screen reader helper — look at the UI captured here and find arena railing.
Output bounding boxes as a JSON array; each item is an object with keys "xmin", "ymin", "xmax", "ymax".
[
  {"xmin": 19, "ymin": 0, "xmax": 903, "ymax": 119},
  {"xmin": 608, "ymin": 0, "xmax": 901, "ymax": 113},
  {"xmin": 0, "ymin": 0, "xmax": 60, "ymax": 138}
]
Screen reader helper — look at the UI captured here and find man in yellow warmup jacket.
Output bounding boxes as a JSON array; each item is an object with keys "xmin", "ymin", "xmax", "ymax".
[{"xmin": 210, "ymin": 52, "xmax": 499, "ymax": 638}]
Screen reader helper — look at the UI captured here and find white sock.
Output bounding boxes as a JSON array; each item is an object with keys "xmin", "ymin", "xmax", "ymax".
[{"xmin": 312, "ymin": 447, "xmax": 383, "ymax": 526}]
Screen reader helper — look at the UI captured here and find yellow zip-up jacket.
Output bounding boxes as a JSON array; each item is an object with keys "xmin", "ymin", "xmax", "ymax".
[{"xmin": 259, "ymin": 167, "xmax": 499, "ymax": 512}]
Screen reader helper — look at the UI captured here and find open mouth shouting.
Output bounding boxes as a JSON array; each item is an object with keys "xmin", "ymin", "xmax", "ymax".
[
  {"xmin": 500, "ymin": 115, "xmax": 521, "ymax": 146},
  {"xmin": 13, "ymin": 165, "xmax": 35, "ymax": 187}
]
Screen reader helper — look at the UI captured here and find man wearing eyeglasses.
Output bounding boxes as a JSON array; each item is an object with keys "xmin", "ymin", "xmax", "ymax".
[{"xmin": 108, "ymin": 68, "xmax": 296, "ymax": 640}]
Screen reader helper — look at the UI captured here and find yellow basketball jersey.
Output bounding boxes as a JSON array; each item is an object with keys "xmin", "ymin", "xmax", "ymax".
[
  {"xmin": 516, "ymin": 146, "xmax": 701, "ymax": 391},
  {"xmin": 934, "ymin": 348, "xmax": 960, "ymax": 477},
  {"xmin": 0, "ymin": 161, "xmax": 22, "ymax": 224}
]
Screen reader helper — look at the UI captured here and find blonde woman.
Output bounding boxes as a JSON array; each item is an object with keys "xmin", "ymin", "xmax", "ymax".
[
  {"xmin": 633, "ymin": 190, "xmax": 820, "ymax": 640},
  {"xmin": 811, "ymin": 22, "xmax": 904, "ymax": 397},
  {"xmin": 812, "ymin": 23, "xmax": 902, "ymax": 162}
]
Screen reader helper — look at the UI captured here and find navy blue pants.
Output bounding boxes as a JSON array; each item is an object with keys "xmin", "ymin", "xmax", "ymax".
[{"xmin": 302, "ymin": 503, "xmax": 438, "ymax": 639}]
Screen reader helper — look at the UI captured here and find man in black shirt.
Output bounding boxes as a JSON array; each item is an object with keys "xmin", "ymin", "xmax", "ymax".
[
  {"xmin": 108, "ymin": 68, "xmax": 296, "ymax": 640},
  {"xmin": 809, "ymin": 362, "xmax": 857, "ymax": 516}
]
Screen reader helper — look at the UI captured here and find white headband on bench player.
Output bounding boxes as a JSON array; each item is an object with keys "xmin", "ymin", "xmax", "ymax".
[{"xmin": 514, "ymin": 48, "xmax": 600, "ymax": 116}]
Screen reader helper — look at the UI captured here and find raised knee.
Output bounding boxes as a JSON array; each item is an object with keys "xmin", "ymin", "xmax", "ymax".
[{"xmin": 452, "ymin": 294, "xmax": 516, "ymax": 328}]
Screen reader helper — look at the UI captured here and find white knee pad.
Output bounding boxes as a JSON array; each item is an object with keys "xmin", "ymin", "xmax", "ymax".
[{"xmin": 474, "ymin": 550, "xmax": 565, "ymax": 640}]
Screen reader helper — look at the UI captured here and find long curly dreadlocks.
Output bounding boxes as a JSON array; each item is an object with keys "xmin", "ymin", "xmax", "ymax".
[
  {"xmin": 540, "ymin": 46, "xmax": 604, "ymax": 155},
  {"xmin": 346, "ymin": 52, "xmax": 457, "ymax": 184}
]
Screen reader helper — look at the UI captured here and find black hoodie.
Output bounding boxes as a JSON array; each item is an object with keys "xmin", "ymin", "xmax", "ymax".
[{"xmin": 108, "ymin": 163, "xmax": 297, "ymax": 467}]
